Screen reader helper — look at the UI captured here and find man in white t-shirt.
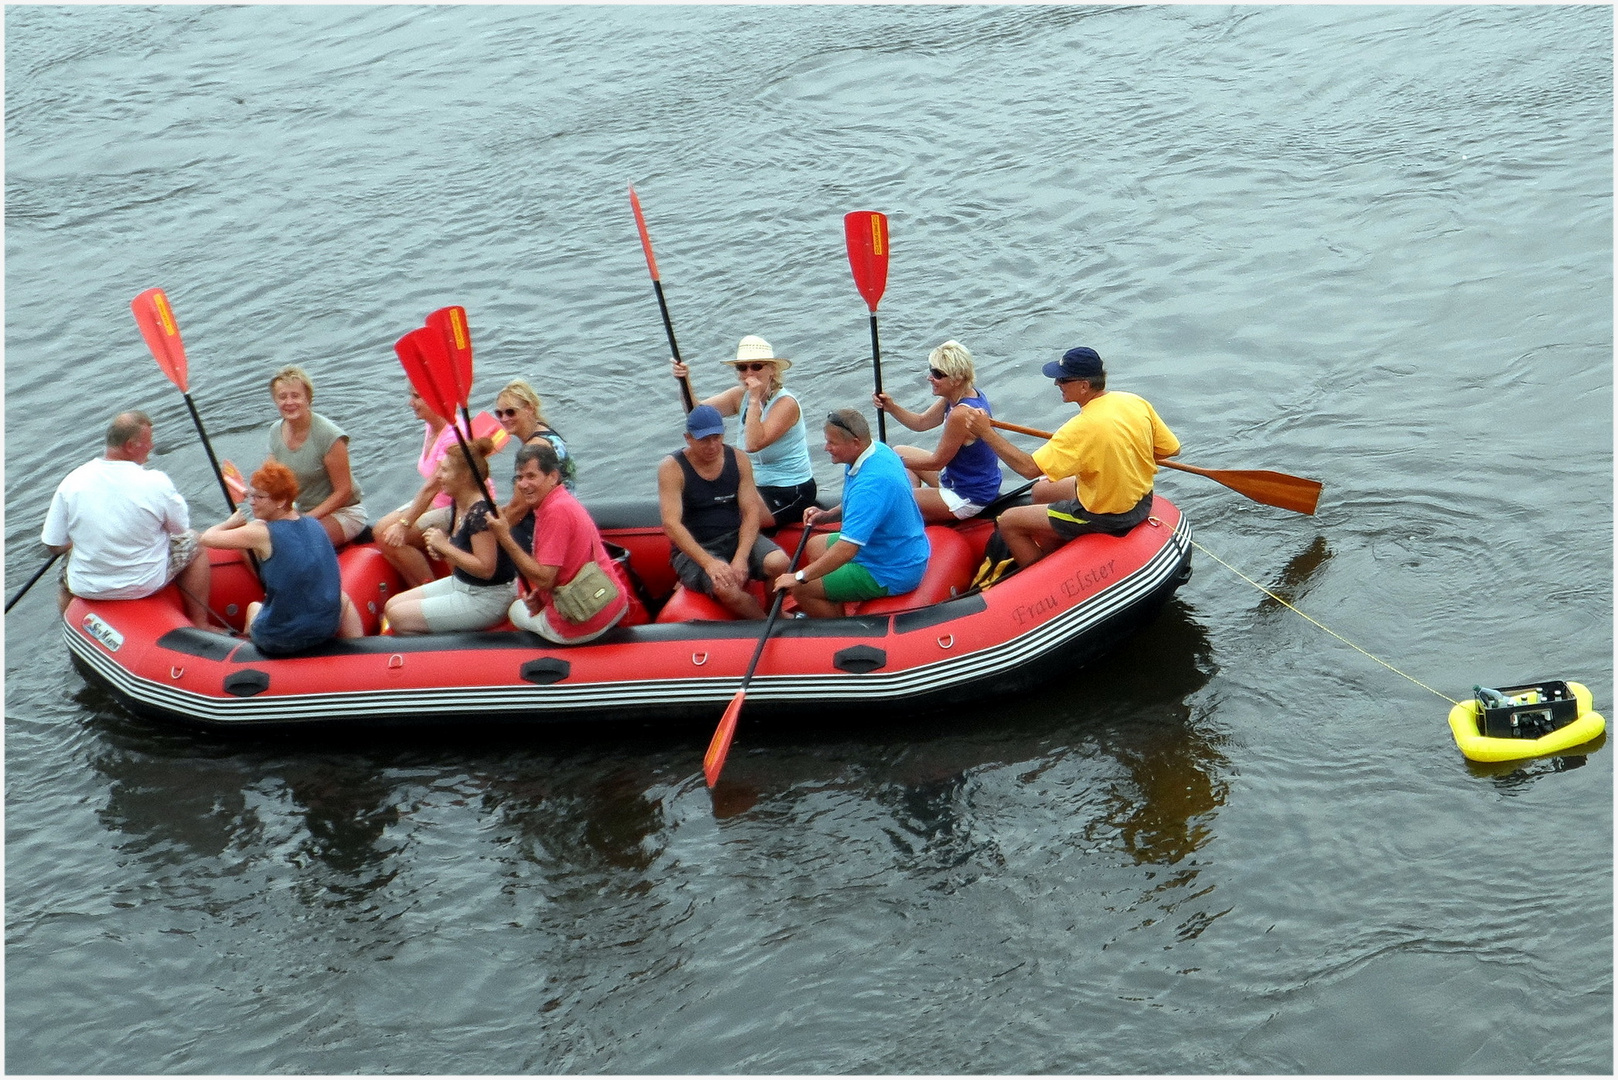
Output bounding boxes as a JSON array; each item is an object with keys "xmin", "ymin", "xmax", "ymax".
[{"xmin": 42, "ymin": 410, "xmax": 213, "ymax": 627}]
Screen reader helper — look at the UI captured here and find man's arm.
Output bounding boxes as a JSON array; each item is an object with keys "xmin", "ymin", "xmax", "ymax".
[
  {"xmin": 959, "ymin": 407, "xmax": 1043, "ymax": 480},
  {"xmin": 658, "ymin": 455, "xmax": 737, "ymax": 589}
]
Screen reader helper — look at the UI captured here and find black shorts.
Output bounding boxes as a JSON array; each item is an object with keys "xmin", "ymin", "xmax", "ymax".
[
  {"xmin": 758, "ymin": 479, "xmax": 818, "ymax": 526},
  {"xmin": 671, "ymin": 531, "xmax": 784, "ymax": 595},
  {"xmin": 1047, "ymin": 492, "xmax": 1153, "ymax": 540}
]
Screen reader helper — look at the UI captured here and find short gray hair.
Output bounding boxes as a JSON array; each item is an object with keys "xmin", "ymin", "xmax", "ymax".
[
  {"xmin": 106, "ymin": 410, "xmax": 152, "ymax": 449},
  {"xmin": 824, "ymin": 407, "xmax": 870, "ymax": 444},
  {"xmin": 515, "ymin": 440, "xmax": 561, "ymax": 477}
]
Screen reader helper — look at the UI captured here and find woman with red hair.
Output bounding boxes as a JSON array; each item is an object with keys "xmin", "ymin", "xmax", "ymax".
[{"xmin": 201, "ymin": 460, "xmax": 362, "ymax": 653}]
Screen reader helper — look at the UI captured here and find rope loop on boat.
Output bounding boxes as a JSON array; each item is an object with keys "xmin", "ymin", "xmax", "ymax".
[{"xmin": 1188, "ymin": 537, "xmax": 1459, "ymax": 706}]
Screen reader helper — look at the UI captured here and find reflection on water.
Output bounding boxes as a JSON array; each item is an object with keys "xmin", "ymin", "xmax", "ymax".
[
  {"xmin": 1256, "ymin": 535, "xmax": 1333, "ymax": 614},
  {"xmin": 84, "ymin": 599, "xmax": 1225, "ymax": 912}
]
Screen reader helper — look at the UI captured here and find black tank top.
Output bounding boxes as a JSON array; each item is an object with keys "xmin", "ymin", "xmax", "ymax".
[{"xmin": 674, "ymin": 445, "xmax": 741, "ymax": 544}]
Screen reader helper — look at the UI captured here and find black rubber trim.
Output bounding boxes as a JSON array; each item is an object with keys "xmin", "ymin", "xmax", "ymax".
[
  {"xmin": 156, "ymin": 628, "xmax": 242, "ymax": 662},
  {"xmin": 893, "ymin": 592, "xmax": 988, "ymax": 633},
  {"xmin": 520, "ymin": 658, "xmax": 571, "ymax": 685},
  {"xmin": 833, "ymin": 645, "xmax": 886, "ymax": 674},
  {"xmin": 223, "ymin": 669, "xmax": 270, "ymax": 697}
]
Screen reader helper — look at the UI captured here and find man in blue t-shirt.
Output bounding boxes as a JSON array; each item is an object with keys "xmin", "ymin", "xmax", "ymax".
[{"xmin": 774, "ymin": 408, "xmax": 930, "ymax": 618}]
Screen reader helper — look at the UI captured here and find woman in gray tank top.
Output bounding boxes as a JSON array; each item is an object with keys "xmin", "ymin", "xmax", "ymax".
[{"xmin": 266, "ymin": 365, "xmax": 368, "ymax": 545}]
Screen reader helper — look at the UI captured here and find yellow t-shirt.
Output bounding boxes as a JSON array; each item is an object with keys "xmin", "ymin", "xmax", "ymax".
[{"xmin": 1030, "ymin": 391, "xmax": 1180, "ymax": 514}]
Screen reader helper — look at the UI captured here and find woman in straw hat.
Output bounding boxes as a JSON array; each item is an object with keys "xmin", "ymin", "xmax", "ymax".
[{"xmin": 669, "ymin": 334, "xmax": 816, "ymax": 527}]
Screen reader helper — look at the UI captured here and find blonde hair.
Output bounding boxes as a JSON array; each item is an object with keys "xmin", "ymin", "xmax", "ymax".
[
  {"xmin": 927, "ymin": 341, "xmax": 975, "ymax": 384},
  {"xmin": 496, "ymin": 379, "xmax": 549, "ymax": 427},
  {"xmin": 269, "ymin": 365, "xmax": 315, "ymax": 401}
]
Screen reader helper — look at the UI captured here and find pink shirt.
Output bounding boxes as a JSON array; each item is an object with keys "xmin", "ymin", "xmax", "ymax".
[
  {"xmin": 419, "ymin": 420, "xmax": 498, "ymax": 509},
  {"xmin": 530, "ymin": 485, "xmax": 628, "ymax": 641}
]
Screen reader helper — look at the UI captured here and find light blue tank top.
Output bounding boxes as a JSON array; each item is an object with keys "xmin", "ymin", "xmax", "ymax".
[{"xmin": 748, "ymin": 389, "xmax": 813, "ymax": 487}]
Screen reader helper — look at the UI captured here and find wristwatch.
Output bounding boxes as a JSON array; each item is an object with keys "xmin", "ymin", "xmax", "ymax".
[{"xmin": 794, "ymin": 569, "xmax": 806, "ymax": 583}]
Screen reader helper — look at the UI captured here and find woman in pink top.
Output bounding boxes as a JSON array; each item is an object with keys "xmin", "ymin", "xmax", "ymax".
[{"xmin": 376, "ymin": 389, "xmax": 499, "ymax": 588}]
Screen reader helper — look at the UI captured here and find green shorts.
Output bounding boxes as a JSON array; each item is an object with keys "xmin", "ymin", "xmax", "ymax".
[{"xmin": 817, "ymin": 533, "xmax": 890, "ymax": 602}]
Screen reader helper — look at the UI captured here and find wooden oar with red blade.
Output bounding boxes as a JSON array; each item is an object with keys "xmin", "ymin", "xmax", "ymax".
[
  {"xmin": 988, "ymin": 418, "xmax": 1323, "ymax": 516},
  {"xmin": 629, "ymin": 185, "xmax": 696, "ymax": 413},
  {"xmin": 129, "ymin": 288, "xmax": 239, "ymax": 516},
  {"xmin": 703, "ymin": 526, "xmax": 817, "ymax": 788},
  {"xmin": 844, "ymin": 210, "xmax": 890, "ymax": 442}
]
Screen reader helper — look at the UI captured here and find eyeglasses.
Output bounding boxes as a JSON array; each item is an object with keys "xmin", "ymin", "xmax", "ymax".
[
  {"xmin": 736, "ymin": 362, "xmax": 771, "ymax": 373},
  {"xmin": 927, "ymin": 367, "xmax": 949, "ymax": 380},
  {"xmin": 493, "ymin": 407, "xmax": 520, "ymax": 419},
  {"xmin": 246, "ymin": 491, "xmax": 270, "ymax": 501},
  {"xmin": 825, "ymin": 412, "xmax": 858, "ymax": 437}
]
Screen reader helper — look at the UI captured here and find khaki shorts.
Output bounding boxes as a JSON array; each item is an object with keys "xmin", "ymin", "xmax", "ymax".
[
  {"xmin": 65, "ymin": 529, "xmax": 199, "ymax": 592},
  {"xmin": 323, "ymin": 502, "xmax": 370, "ymax": 542}
]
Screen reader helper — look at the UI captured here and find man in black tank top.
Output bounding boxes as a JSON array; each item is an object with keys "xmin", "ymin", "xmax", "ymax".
[{"xmin": 658, "ymin": 405, "xmax": 789, "ymax": 619}]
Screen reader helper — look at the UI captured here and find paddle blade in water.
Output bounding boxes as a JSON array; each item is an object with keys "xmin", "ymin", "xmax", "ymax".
[
  {"xmin": 395, "ymin": 327, "xmax": 456, "ymax": 423},
  {"xmin": 131, "ymin": 287, "xmax": 189, "ymax": 392},
  {"xmin": 844, "ymin": 210, "xmax": 889, "ymax": 312},
  {"xmin": 426, "ymin": 306, "xmax": 473, "ymax": 410},
  {"xmin": 705, "ymin": 691, "xmax": 745, "ymax": 787}
]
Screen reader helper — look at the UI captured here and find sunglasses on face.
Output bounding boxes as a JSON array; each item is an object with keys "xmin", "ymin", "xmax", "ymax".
[
  {"xmin": 1055, "ymin": 376, "xmax": 1082, "ymax": 386},
  {"xmin": 493, "ymin": 407, "xmax": 521, "ymax": 418},
  {"xmin": 736, "ymin": 362, "xmax": 771, "ymax": 373},
  {"xmin": 927, "ymin": 367, "xmax": 949, "ymax": 380}
]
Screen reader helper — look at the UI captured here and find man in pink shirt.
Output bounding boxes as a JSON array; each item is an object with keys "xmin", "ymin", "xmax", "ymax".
[{"xmin": 488, "ymin": 442, "xmax": 628, "ymax": 644}]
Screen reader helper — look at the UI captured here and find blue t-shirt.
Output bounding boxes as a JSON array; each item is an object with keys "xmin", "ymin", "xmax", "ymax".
[{"xmin": 839, "ymin": 442, "xmax": 930, "ymax": 593}]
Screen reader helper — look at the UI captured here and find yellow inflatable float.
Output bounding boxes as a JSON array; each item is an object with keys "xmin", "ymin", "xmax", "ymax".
[{"xmin": 1448, "ymin": 680, "xmax": 1606, "ymax": 763}]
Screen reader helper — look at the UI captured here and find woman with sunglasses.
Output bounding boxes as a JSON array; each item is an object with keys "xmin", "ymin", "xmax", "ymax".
[
  {"xmin": 492, "ymin": 380, "xmax": 576, "ymax": 490},
  {"xmin": 669, "ymin": 335, "xmax": 816, "ymax": 527},
  {"xmin": 200, "ymin": 460, "xmax": 363, "ymax": 653},
  {"xmin": 872, "ymin": 340, "xmax": 1003, "ymax": 522}
]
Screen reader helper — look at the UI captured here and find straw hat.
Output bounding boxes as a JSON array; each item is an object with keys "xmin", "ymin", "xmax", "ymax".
[{"xmin": 722, "ymin": 335, "xmax": 792, "ymax": 371}]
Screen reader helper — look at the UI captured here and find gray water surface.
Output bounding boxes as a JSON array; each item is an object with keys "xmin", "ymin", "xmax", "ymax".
[{"xmin": 5, "ymin": 5, "xmax": 1611, "ymax": 1073}]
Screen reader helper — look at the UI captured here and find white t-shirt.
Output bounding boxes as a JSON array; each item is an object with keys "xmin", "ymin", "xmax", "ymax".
[{"xmin": 41, "ymin": 457, "xmax": 191, "ymax": 600}]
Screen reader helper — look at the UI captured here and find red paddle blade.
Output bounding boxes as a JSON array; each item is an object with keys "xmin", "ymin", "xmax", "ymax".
[
  {"xmin": 844, "ymin": 211, "xmax": 889, "ymax": 312},
  {"xmin": 394, "ymin": 327, "xmax": 455, "ymax": 422},
  {"xmin": 426, "ymin": 306, "xmax": 473, "ymax": 410},
  {"xmin": 628, "ymin": 184, "xmax": 661, "ymax": 281},
  {"xmin": 220, "ymin": 460, "xmax": 247, "ymax": 506},
  {"xmin": 131, "ymin": 287, "xmax": 189, "ymax": 392},
  {"xmin": 705, "ymin": 690, "xmax": 746, "ymax": 787}
]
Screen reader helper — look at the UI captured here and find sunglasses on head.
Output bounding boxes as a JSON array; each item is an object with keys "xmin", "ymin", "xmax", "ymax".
[
  {"xmin": 735, "ymin": 362, "xmax": 771, "ymax": 373},
  {"xmin": 927, "ymin": 367, "xmax": 949, "ymax": 380},
  {"xmin": 825, "ymin": 412, "xmax": 858, "ymax": 437}
]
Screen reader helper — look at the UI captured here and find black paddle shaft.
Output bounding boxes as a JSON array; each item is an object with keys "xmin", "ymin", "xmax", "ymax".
[
  {"xmin": 868, "ymin": 313, "xmax": 886, "ymax": 443},
  {"xmin": 651, "ymin": 280, "xmax": 696, "ymax": 413},
  {"xmin": 735, "ymin": 527, "xmax": 816, "ymax": 695},
  {"xmin": 181, "ymin": 392, "xmax": 238, "ymax": 516},
  {"xmin": 6, "ymin": 551, "xmax": 62, "ymax": 613}
]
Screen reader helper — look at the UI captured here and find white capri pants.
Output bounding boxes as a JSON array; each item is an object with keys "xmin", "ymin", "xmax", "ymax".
[{"xmin": 415, "ymin": 575, "xmax": 517, "ymax": 633}]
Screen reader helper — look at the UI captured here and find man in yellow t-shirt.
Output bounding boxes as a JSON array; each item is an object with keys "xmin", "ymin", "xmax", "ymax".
[{"xmin": 960, "ymin": 347, "xmax": 1179, "ymax": 568}]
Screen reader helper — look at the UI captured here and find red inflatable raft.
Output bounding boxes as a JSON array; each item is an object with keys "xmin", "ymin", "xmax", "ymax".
[{"xmin": 60, "ymin": 496, "xmax": 1193, "ymax": 729}]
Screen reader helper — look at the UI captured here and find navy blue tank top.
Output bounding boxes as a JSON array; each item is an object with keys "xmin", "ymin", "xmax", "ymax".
[
  {"xmin": 674, "ymin": 445, "xmax": 742, "ymax": 544},
  {"xmin": 253, "ymin": 515, "xmax": 342, "ymax": 655}
]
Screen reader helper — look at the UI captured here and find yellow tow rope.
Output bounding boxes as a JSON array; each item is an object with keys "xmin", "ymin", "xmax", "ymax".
[{"xmin": 1187, "ymin": 537, "xmax": 1461, "ymax": 706}]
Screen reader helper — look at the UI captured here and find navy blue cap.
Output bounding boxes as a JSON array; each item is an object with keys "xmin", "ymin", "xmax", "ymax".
[
  {"xmin": 685, "ymin": 404, "xmax": 725, "ymax": 439},
  {"xmin": 1042, "ymin": 347, "xmax": 1103, "ymax": 381}
]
